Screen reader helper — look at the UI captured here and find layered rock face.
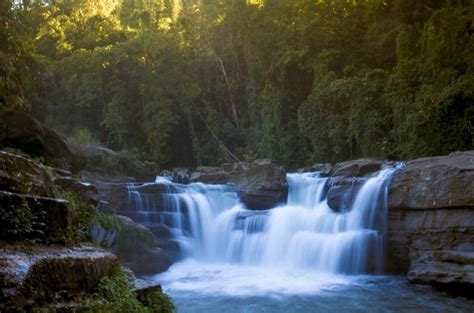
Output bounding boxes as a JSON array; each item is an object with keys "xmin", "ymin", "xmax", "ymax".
[
  {"xmin": 387, "ymin": 151, "xmax": 474, "ymax": 293},
  {"xmin": 0, "ymin": 245, "xmax": 118, "ymax": 309}
]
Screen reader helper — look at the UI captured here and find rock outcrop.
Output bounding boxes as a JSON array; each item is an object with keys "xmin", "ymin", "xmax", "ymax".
[
  {"xmin": 326, "ymin": 177, "xmax": 365, "ymax": 212},
  {"xmin": 0, "ymin": 151, "xmax": 54, "ymax": 197},
  {"xmin": 330, "ymin": 158, "xmax": 384, "ymax": 177},
  {"xmin": 0, "ymin": 245, "xmax": 118, "ymax": 310},
  {"xmin": 0, "ymin": 111, "xmax": 86, "ymax": 173},
  {"xmin": 297, "ymin": 163, "xmax": 332, "ymax": 176},
  {"xmin": 190, "ymin": 159, "xmax": 288, "ymax": 210},
  {"xmin": 324, "ymin": 158, "xmax": 385, "ymax": 212},
  {"xmin": 53, "ymin": 176, "xmax": 100, "ymax": 207},
  {"xmin": 91, "ymin": 215, "xmax": 172, "ymax": 275},
  {"xmin": 387, "ymin": 151, "xmax": 474, "ymax": 293}
]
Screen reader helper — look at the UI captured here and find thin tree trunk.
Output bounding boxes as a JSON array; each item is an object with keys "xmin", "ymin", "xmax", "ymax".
[{"xmin": 217, "ymin": 56, "xmax": 240, "ymax": 128}]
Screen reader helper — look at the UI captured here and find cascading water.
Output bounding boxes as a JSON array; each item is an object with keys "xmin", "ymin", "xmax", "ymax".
[
  {"xmin": 127, "ymin": 166, "xmax": 397, "ymax": 274},
  {"xmin": 125, "ymin": 166, "xmax": 474, "ymax": 313}
]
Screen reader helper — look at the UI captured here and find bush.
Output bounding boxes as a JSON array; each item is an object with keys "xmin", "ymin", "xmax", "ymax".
[
  {"xmin": 69, "ymin": 128, "xmax": 102, "ymax": 146},
  {"xmin": 54, "ymin": 188, "xmax": 95, "ymax": 245},
  {"xmin": 88, "ymin": 266, "xmax": 175, "ymax": 313},
  {"xmin": 0, "ymin": 195, "xmax": 45, "ymax": 243}
]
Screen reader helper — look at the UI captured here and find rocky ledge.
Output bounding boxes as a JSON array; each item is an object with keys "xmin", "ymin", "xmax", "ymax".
[
  {"xmin": 387, "ymin": 151, "xmax": 474, "ymax": 295},
  {"xmin": 0, "ymin": 244, "xmax": 118, "ymax": 310}
]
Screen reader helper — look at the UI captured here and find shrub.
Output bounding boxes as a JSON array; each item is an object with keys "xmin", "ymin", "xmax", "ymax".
[
  {"xmin": 0, "ymin": 195, "xmax": 45, "ymax": 243},
  {"xmin": 88, "ymin": 266, "xmax": 175, "ymax": 313}
]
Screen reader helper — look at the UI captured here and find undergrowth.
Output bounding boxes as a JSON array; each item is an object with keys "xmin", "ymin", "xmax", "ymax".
[{"xmin": 84, "ymin": 266, "xmax": 175, "ymax": 312}]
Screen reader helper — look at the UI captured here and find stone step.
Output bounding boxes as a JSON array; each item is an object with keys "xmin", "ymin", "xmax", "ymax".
[{"xmin": 0, "ymin": 245, "xmax": 118, "ymax": 310}]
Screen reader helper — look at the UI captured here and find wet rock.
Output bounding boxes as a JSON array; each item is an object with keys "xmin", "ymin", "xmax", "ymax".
[
  {"xmin": 148, "ymin": 224, "xmax": 174, "ymax": 239},
  {"xmin": 187, "ymin": 159, "xmax": 287, "ymax": 210},
  {"xmin": 0, "ymin": 111, "xmax": 86, "ymax": 173},
  {"xmin": 0, "ymin": 245, "xmax": 118, "ymax": 310},
  {"xmin": 234, "ymin": 161, "xmax": 287, "ymax": 210},
  {"xmin": 80, "ymin": 170, "xmax": 135, "ymax": 200},
  {"xmin": 92, "ymin": 215, "xmax": 172, "ymax": 276},
  {"xmin": 326, "ymin": 177, "xmax": 365, "ymax": 212},
  {"xmin": 298, "ymin": 163, "xmax": 332, "ymax": 176},
  {"xmin": 172, "ymin": 167, "xmax": 192, "ymax": 183},
  {"xmin": 0, "ymin": 191, "xmax": 73, "ymax": 243},
  {"xmin": 45, "ymin": 166, "xmax": 73, "ymax": 178},
  {"xmin": 331, "ymin": 158, "xmax": 384, "ymax": 177},
  {"xmin": 0, "ymin": 151, "xmax": 54, "ymax": 197},
  {"xmin": 53, "ymin": 177, "xmax": 100, "ymax": 206},
  {"xmin": 156, "ymin": 239, "xmax": 182, "ymax": 262},
  {"xmin": 190, "ymin": 170, "xmax": 230, "ymax": 184},
  {"xmin": 134, "ymin": 282, "xmax": 163, "ymax": 304}
]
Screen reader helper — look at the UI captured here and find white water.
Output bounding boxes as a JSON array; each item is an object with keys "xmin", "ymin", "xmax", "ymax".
[
  {"xmin": 126, "ymin": 167, "xmax": 474, "ymax": 312},
  {"xmin": 126, "ymin": 167, "xmax": 397, "ymax": 274}
]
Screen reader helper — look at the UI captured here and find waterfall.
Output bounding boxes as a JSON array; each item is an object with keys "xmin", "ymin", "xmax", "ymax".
[{"xmin": 127, "ymin": 166, "xmax": 397, "ymax": 274}]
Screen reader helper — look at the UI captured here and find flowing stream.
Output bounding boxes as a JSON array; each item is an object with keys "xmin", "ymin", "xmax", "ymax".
[{"xmin": 126, "ymin": 168, "xmax": 473, "ymax": 312}]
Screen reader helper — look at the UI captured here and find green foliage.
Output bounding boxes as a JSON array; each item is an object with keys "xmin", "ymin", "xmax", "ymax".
[
  {"xmin": 69, "ymin": 127, "xmax": 102, "ymax": 146},
  {"xmin": 54, "ymin": 188, "xmax": 95, "ymax": 245},
  {"xmin": 0, "ymin": 1, "xmax": 41, "ymax": 110},
  {"xmin": 5, "ymin": 0, "xmax": 474, "ymax": 167},
  {"xmin": 88, "ymin": 265, "xmax": 175, "ymax": 312},
  {"xmin": 0, "ymin": 196, "xmax": 45, "ymax": 243},
  {"xmin": 26, "ymin": 265, "xmax": 175, "ymax": 312},
  {"xmin": 94, "ymin": 212, "xmax": 123, "ymax": 231}
]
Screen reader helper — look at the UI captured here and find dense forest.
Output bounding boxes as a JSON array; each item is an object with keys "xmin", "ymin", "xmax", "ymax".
[{"xmin": 1, "ymin": 0, "xmax": 473, "ymax": 169}]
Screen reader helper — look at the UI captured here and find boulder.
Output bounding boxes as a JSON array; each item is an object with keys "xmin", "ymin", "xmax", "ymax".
[
  {"xmin": 388, "ymin": 151, "xmax": 474, "ymax": 210},
  {"xmin": 0, "ymin": 245, "xmax": 118, "ymax": 310},
  {"xmin": 191, "ymin": 159, "xmax": 287, "ymax": 210},
  {"xmin": 326, "ymin": 177, "xmax": 365, "ymax": 212},
  {"xmin": 298, "ymin": 163, "xmax": 332, "ymax": 176},
  {"xmin": 189, "ymin": 169, "xmax": 230, "ymax": 184},
  {"xmin": 171, "ymin": 167, "xmax": 192, "ymax": 183},
  {"xmin": 0, "ymin": 191, "xmax": 74, "ymax": 243},
  {"xmin": 80, "ymin": 171, "xmax": 136, "ymax": 213},
  {"xmin": 53, "ymin": 177, "xmax": 100, "ymax": 206},
  {"xmin": 0, "ymin": 151, "xmax": 54, "ymax": 198},
  {"xmin": 92, "ymin": 215, "xmax": 172, "ymax": 276},
  {"xmin": 231, "ymin": 160, "xmax": 288, "ymax": 210},
  {"xmin": 78, "ymin": 144, "xmax": 156, "ymax": 182},
  {"xmin": 331, "ymin": 158, "xmax": 384, "ymax": 177},
  {"xmin": 0, "ymin": 111, "xmax": 86, "ymax": 173},
  {"xmin": 386, "ymin": 151, "xmax": 474, "ymax": 292},
  {"xmin": 148, "ymin": 224, "xmax": 174, "ymax": 239}
]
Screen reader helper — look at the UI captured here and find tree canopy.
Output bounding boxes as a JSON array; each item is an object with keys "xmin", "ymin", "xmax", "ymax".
[{"xmin": 2, "ymin": 0, "xmax": 473, "ymax": 169}]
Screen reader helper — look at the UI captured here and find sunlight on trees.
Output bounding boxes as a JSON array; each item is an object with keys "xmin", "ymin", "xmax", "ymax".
[{"xmin": 2, "ymin": 0, "xmax": 473, "ymax": 168}]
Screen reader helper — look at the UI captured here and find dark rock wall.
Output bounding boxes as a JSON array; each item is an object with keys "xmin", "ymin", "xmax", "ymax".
[{"xmin": 387, "ymin": 151, "xmax": 474, "ymax": 292}]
